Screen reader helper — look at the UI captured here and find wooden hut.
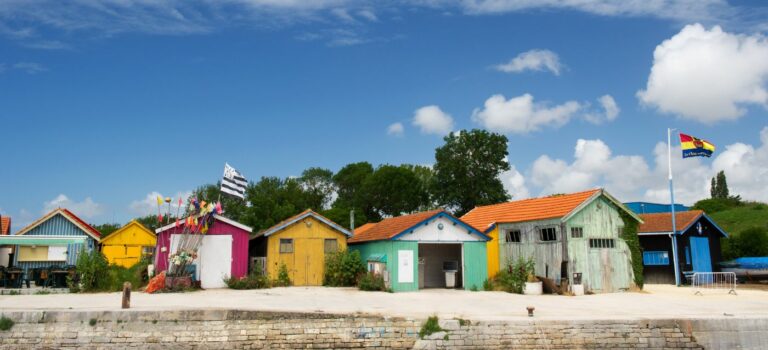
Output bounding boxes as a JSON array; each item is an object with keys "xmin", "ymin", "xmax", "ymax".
[
  {"xmin": 0, "ymin": 208, "xmax": 100, "ymax": 274},
  {"xmin": 249, "ymin": 209, "xmax": 351, "ymax": 286},
  {"xmin": 638, "ymin": 210, "xmax": 727, "ymax": 284},
  {"xmin": 100, "ymin": 220, "xmax": 156, "ymax": 267},
  {"xmin": 155, "ymin": 215, "xmax": 251, "ymax": 289},
  {"xmin": 461, "ymin": 189, "xmax": 642, "ymax": 293},
  {"xmin": 348, "ymin": 209, "xmax": 489, "ymax": 292}
]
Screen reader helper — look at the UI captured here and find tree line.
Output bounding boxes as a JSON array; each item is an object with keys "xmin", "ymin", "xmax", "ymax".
[{"xmin": 98, "ymin": 129, "xmax": 512, "ymax": 234}]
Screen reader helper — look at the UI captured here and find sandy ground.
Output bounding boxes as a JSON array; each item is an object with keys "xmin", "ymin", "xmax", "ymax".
[{"xmin": 1, "ymin": 284, "xmax": 767, "ymax": 321}]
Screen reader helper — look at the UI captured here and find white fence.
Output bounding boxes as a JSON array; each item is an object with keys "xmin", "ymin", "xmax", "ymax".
[{"xmin": 692, "ymin": 272, "xmax": 737, "ymax": 295}]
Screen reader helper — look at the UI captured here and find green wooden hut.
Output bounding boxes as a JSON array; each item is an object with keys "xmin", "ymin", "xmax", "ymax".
[
  {"xmin": 348, "ymin": 209, "xmax": 489, "ymax": 292},
  {"xmin": 462, "ymin": 189, "xmax": 643, "ymax": 293}
]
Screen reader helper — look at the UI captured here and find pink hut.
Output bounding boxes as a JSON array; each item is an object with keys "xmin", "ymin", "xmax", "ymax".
[{"xmin": 155, "ymin": 215, "xmax": 252, "ymax": 289}]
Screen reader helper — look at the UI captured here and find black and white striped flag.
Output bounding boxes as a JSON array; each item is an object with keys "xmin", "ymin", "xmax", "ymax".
[{"xmin": 221, "ymin": 163, "xmax": 247, "ymax": 199}]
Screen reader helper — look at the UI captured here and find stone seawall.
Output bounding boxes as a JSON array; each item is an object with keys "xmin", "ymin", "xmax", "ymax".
[{"xmin": 0, "ymin": 309, "xmax": 761, "ymax": 349}]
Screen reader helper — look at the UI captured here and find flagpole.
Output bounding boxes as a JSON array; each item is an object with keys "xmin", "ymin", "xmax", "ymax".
[{"xmin": 668, "ymin": 128, "xmax": 681, "ymax": 286}]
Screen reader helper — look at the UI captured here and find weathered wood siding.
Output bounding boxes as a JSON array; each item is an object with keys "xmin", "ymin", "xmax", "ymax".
[
  {"xmin": 498, "ymin": 218, "xmax": 563, "ymax": 282},
  {"xmin": 565, "ymin": 197, "xmax": 634, "ymax": 292}
]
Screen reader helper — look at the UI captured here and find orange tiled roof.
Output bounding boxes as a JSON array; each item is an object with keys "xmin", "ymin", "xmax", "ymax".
[
  {"xmin": 460, "ymin": 189, "xmax": 601, "ymax": 231},
  {"xmin": 0, "ymin": 217, "xmax": 10, "ymax": 235},
  {"xmin": 638, "ymin": 210, "xmax": 703, "ymax": 233},
  {"xmin": 349, "ymin": 209, "xmax": 444, "ymax": 243}
]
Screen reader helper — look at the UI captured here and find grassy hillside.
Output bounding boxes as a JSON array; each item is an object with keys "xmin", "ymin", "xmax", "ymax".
[{"xmin": 705, "ymin": 202, "xmax": 768, "ymax": 236}]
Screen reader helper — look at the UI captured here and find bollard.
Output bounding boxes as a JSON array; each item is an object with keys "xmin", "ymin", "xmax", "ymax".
[
  {"xmin": 526, "ymin": 306, "xmax": 535, "ymax": 317},
  {"xmin": 122, "ymin": 282, "xmax": 132, "ymax": 309}
]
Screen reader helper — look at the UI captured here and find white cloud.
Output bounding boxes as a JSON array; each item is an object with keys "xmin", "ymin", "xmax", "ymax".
[
  {"xmin": 386, "ymin": 122, "xmax": 404, "ymax": 137},
  {"xmin": 472, "ymin": 93, "xmax": 582, "ymax": 134},
  {"xmin": 637, "ymin": 24, "xmax": 768, "ymax": 123},
  {"xmin": 12, "ymin": 62, "xmax": 46, "ymax": 74},
  {"xmin": 412, "ymin": 105, "xmax": 454, "ymax": 135},
  {"xmin": 519, "ymin": 127, "xmax": 768, "ymax": 204},
  {"xmin": 459, "ymin": 0, "xmax": 731, "ymax": 22},
  {"xmin": 43, "ymin": 194, "xmax": 103, "ymax": 219},
  {"xmin": 584, "ymin": 94, "xmax": 620, "ymax": 124},
  {"xmin": 495, "ymin": 49, "xmax": 562, "ymax": 75},
  {"xmin": 129, "ymin": 191, "xmax": 192, "ymax": 217},
  {"xmin": 358, "ymin": 9, "xmax": 378, "ymax": 22},
  {"xmin": 500, "ymin": 165, "xmax": 530, "ymax": 200}
]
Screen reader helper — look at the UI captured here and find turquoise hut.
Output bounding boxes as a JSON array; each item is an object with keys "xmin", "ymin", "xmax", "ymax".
[{"xmin": 348, "ymin": 209, "xmax": 489, "ymax": 292}]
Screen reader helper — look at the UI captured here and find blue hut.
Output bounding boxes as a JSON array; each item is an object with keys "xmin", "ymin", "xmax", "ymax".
[{"xmin": 0, "ymin": 208, "xmax": 101, "ymax": 285}]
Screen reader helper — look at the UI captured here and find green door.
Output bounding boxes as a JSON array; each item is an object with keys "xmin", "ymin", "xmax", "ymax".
[{"xmin": 462, "ymin": 242, "xmax": 488, "ymax": 291}]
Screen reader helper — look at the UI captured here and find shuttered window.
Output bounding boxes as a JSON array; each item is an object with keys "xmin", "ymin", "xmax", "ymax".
[
  {"xmin": 324, "ymin": 239, "xmax": 338, "ymax": 253},
  {"xmin": 571, "ymin": 227, "xmax": 583, "ymax": 238},
  {"xmin": 279, "ymin": 239, "xmax": 293, "ymax": 253},
  {"xmin": 589, "ymin": 238, "xmax": 615, "ymax": 249},
  {"xmin": 539, "ymin": 227, "xmax": 557, "ymax": 242},
  {"xmin": 505, "ymin": 230, "xmax": 521, "ymax": 243},
  {"xmin": 643, "ymin": 251, "xmax": 669, "ymax": 265}
]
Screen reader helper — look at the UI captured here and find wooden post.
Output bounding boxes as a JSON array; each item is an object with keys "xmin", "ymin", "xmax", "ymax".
[{"xmin": 122, "ymin": 282, "xmax": 132, "ymax": 309}]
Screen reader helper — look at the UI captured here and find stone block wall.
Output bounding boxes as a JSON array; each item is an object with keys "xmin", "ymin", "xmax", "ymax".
[{"xmin": 0, "ymin": 309, "xmax": 710, "ymax": 349}]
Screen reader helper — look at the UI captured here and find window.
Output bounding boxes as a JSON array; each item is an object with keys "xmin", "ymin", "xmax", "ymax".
[
  {"xmin": 643, "ymin": 251, "xmax": 670, "ymax": 265},
  {"xmin": 589, "ymin": 238, "xmax": 615, "ymax": 249},
  {"xmin": 279, "ymin": 239, "xmax": 293, "ymax": 253},
  {"xmin": 505, "ymin": 230, "xmax": 521, "ymax": 243},
  {"xmin": 324, "ymin": 239, "xmax": 338, "ymax": 253},
  {"xmin": 142, "ymin": 246, "xmax": 155, "ymax": 256},
  {"xmin": 539, "ymin": 227, "xmax": 557, "ymax": 242},
  {"xmin": 570, "ymin": 227, "xmax": 583, "ymax": 238}
]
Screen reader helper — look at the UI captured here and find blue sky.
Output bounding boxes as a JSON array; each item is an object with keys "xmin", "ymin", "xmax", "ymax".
[{"xmin": 2, "ymin": 1, "xmax": 768, "ymax": 231}]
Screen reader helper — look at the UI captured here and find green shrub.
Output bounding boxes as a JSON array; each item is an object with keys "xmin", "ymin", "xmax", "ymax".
[
  {"xmin": 0, "ymin": 316, "xmax": 14, "ymax": 331},
  {"xmin": 273, "ymin": 263, "xmax": 292, "ymax": 287},
  {"xmin": 74, "ymin": 248, "xmax": 109, "ymax": 292},
  {"xmin": 496, "ymin": 257, "xmax": 534, "ymax": 294},
  {"xmin": 357, "ymin": 272, "xmax": 386, "ymax": 291},
  {"xmin": 726, "ymin": 227, "xmax": 768, "ymax": 258},
  {"xmin": 692, "ymin": 197, "xmax": 742, "ymax": 214},
  {"xmin": 323, "ymin": 250, "xmax": 366, "ymax": 287},
  {"xmin": 469, "ymin": 285, "xmax": 478, "ymax": 292},
  {"xmin": 418, "ymin": 316, "xmax": 443, "ymax": 339},
  {"xmin": 225, "ymin": 270, "xmax": 270, "ymax": 290},
  {"xmin": 89, "ymin": 318, "xmax": 97, "ymax": 327},
  {"xmin": 482, "ymin": 279, "xmax": 493, "ymax": 291},
  {"xmin": 620, "ymin": 211, "xmax": 644, "ymax": 289}
]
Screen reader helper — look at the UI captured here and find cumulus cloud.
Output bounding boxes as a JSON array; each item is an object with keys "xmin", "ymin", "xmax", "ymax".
[
  {"xmin": 412, "ymin": 105, "xmax": 454, "ymax": 135},
  {"xmin": 386, "ymin": 122, "xmax": 404, "ymax": 137},
  {"xmin": 129, "ymin": 191, "xmax": 192, "ymax": 217},
  {"xmin": 584, "ymin": 94, "xmax": 620, "ymax": 124},
  {"xmin": 495, "ymin": 49, "xmax": 562, "ymax": 75},
  {"xmin": 43, "ymin": 194, "xmax": 103, "ymax": 218},
  {"xmin": 500, "ymin": 165, "xmax": 530, "ymax": 200},
  {"xmin": 472, "ymin": 93, "xmax": 582, "ymax": 134},
  {"xmin": 520, "ymin": 127, "xmax": 768, "ymax": 204},
  {"xmin": 637, "ymin": 24, "xmax": 768, "ymax": 123}
]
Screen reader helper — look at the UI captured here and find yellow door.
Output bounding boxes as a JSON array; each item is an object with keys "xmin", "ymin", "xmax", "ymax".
[{"xmin": 277, "ymin": 242, "xmax": 296, "ymax": 283}]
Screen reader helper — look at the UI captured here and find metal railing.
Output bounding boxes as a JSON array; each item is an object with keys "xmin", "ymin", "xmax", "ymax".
[{"xmin": 692, "ymin": 272, "xmax": 737, "ymax": 295}]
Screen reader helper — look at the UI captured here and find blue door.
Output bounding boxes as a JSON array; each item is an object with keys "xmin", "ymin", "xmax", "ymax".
[{"xmin": 690, "ymin": 236, "xmax": 712, "ymax": 273}]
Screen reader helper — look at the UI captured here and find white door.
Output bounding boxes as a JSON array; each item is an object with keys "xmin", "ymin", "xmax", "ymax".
[{"xmin": 199, "ymin": 235, "xmax": 232, "ymax": 289}]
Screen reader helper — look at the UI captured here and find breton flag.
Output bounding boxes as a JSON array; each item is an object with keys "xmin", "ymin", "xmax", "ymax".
[
  {"xmin": 680, "ymin": 133, "xmax": 716, "ymax": 158},
  {"xmin": 221, "ymin": 163, "xmax": 247, "ymax": 199}
]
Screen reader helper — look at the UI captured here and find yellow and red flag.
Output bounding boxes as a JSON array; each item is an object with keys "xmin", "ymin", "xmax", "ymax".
[{"xmin": 680, "ymin": 133, "xmax": 715, "ymax": 158}]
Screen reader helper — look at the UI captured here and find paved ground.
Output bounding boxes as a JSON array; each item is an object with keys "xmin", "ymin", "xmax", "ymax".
[{"xmin": 1, "ymin": 284, "xmax": 767, "ymax": 321}]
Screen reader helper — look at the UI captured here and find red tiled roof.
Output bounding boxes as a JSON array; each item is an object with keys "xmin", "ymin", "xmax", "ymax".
[
  {"xmin": 349, "ymin": 209, "xmax": 444, "ymax": 243},
  {"xmin": 1, "ymin": 217, "xmax": 10, "ymax": 235},
  {"xmin": 460, "ymin": 189, "xmax": 601, "ymax": 231},
  {"xmin": 638, "ymin": 210, "xmax": 704, "ymax": 233}
]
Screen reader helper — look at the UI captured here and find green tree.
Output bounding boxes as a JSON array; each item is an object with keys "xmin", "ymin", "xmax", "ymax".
[
  {"xmin": 300, "ymin": 167, "xmax": 336, "ymax": 210},
  {"xmin": 400, "ymin": 164, "xmax": 436, "ymax": 210},
  {"xmin": 192, "ymin": 182, "xmax": 249, "ymax": 223},
  {"xmin": 711, "ymin": 171, "xmax": 730, "ymax": 199},
  {"xmin": 246, "ymin": 176, "xmax": 313, "ymax": 231},
  {"xmin": 727, "ymin": 227, "xmax": 768, "ymax": 258},
  {"xmin": 364, "ymin": 165, "xmax": 430, "ymax": 217},
  {"xmin": 432, "ymin": 129, "xmax": 511, "ymax": 216},
  {"xmin": 93, "ymin": 223, "xmax": 121, "ymax": 237},
  {"xmin": 332, "ymin": 162, "xmax": 377, "ymax": 221},
  {"xmin": 134, "ymin": 214, "xmax": 174, "ymax": 233}
]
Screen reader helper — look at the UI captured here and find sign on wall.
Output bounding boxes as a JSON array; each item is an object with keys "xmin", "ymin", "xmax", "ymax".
[{"xmin": 398, "ymin": 250, "xmax": 413, "ymax": 283}]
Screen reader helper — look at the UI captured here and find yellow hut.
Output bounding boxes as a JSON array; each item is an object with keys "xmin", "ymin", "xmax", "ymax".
[
  {"xmin": 249, "ymin": 210, "xmax": 351, "ymax": 286},
  {"xmin": 100, "ymin": 220, "xmax": 157, "ymax": 267}
]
